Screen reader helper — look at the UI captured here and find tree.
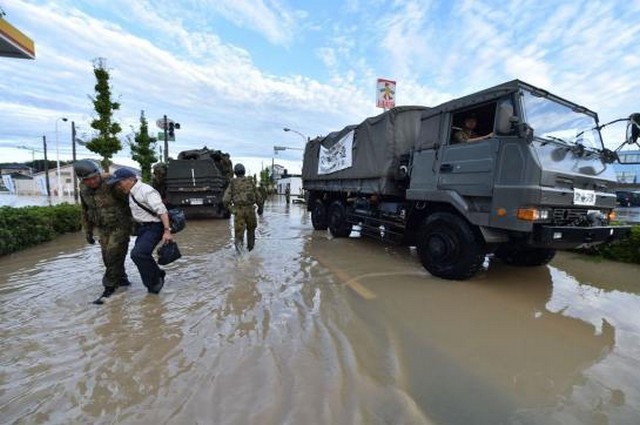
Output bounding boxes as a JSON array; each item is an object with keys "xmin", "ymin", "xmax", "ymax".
[
  {"xmin": 129, "ymin": 110, "xmax": 158, "ymax": 183},
  {"xmin": 86, "ymin": 58, "xmax": 122, "ymax": 172},
  {"xmin": 260, "ymin": 167, "xmax": 271, "ymax": 187}
]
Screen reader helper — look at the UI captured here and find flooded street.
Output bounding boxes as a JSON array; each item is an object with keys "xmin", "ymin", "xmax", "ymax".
[{"xmin": 1, "ymin": 198, "xmax": 640, "ymax": 425}]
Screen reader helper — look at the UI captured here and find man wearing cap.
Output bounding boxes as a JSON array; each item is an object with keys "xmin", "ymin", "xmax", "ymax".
[
  {"xmin": 107, "ymin": 168, "xmax": 172, "ymax": 294},
  {"xmin": 454, "ymin": 113, "xmax": 494, "ymax": 143},
  {"xmin": 74, "ymin": 160, "xmax": 133, "ymax": 304}
]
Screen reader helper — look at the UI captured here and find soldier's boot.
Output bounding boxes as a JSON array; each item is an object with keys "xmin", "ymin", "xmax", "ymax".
[
  {"xmin": 93, "ymin": 286, "xmax": 116, "ymax": 305},
  {"xmin": 247, "ymin": 233, "xmax": 255, "ymax": 252}
]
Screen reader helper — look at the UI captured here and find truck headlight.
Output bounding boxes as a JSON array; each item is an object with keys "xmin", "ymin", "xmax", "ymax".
[{"xmin": 517, "ymin": 208, "xmax": 551, "ymax": 222}]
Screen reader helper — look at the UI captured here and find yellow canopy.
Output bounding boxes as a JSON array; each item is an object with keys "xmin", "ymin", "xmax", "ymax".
[{"xmin": 0, "ymin": 18, "xmax": 35, "ymax": 59}]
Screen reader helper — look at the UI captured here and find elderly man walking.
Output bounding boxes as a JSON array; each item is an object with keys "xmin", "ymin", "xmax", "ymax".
[{"xmin": 107, "ymin": 168, "xmax": 172, "ymax": 294}]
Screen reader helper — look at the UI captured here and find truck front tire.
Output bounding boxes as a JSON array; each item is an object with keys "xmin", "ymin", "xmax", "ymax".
[
  {"xmin": 311, "ymin": 200, "xmax": 328, "ymax": 230},
  {"xmin": 494, "ymin": 246, "xmax": 556, "ymax": 267},
  {"xmin": 417, "ymin": 212, "xmax": 485, "ymax": 280},
  {"xmin": 328, "ymin": 201, "xmax": 352, "ymax": 237}
]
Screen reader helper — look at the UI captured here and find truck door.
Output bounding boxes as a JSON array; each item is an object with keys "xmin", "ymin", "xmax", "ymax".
[{"xmin": 438, "ymin": 104, "xmax": 500, "ymax": 197}]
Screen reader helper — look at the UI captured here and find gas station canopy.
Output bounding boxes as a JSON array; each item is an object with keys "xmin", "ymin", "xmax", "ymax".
[{"xmin": 0, "ymin": 18, "xmax": 35, "ymax": 59}]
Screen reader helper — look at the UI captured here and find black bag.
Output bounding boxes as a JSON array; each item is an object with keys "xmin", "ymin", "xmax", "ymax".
[
  {"xmin": 157, "ymin": 241, "xmax": 182, "ymax": 265},
  {"xmin": 167, "ymin": 208, "xmax": 186, "ymax": 233},
  {"xmin": 131, "ymin": 194, "xmax": 186, "ymax": 234}
]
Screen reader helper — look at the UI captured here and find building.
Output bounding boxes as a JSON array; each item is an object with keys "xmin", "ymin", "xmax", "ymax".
[
  {"xmin": 276, "ymin": 176, "xmax": 302, "ymax": 196},
  {"xmin": 0, "ymin": 163, "xmax": 33, "ymax": 176},
  {"xmin": 3, "ymin": 162, "xmax": 138, "ymax": 196},
  {"xmin": 270, "ymin": 164, "xmax": 287, "ymax": 181}
]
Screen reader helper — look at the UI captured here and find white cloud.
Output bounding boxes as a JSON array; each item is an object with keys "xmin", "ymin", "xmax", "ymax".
[
  {"xmin": 192, "ymin": 0, "xmax": 299, "ymax": 46},
  {"xmin": 1, "ymin": 0, "xmax": 639, "ymax": 165}
]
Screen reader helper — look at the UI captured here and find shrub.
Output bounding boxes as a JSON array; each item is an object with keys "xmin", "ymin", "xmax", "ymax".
[
  {"xmin": 576, "ymin": 225, "xmax": 640, "ymax": 264},
  {"xmin": 0, "ymin": 203, "xmax": 82, "ymax": 256}
]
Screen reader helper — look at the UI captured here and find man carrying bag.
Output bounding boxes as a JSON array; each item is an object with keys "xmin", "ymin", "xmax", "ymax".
[{"xmin": 107, "ymin": 168, "xmax": 172, "ymax": 294}]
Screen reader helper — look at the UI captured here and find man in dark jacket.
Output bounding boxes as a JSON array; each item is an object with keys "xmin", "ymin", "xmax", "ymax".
[{"xmin": 74, "ymin": 160, "xmax": 132, "ymax": 304}]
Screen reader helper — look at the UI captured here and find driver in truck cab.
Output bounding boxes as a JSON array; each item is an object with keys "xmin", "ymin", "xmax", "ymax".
[{"xmin": 453, "ymin": 113, "xmax": 494, "ymax": 143}]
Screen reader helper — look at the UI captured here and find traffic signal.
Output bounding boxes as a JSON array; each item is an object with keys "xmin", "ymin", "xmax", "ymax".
[{"xmin": 168, "ymin": 122, "xmax": 181, "ymax": 138}]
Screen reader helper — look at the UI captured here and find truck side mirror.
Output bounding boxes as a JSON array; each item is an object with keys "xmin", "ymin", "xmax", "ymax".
[{"xmin": 629, "ymin": 113, "xmax": 640, "ymax": 145}]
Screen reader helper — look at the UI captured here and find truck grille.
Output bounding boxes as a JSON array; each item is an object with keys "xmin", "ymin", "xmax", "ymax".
[{"xmin": 552, "ymin": 208, "xmax": 588, "ymax": 226}]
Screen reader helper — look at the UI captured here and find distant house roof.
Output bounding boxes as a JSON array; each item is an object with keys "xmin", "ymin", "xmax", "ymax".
[
  {"xmin": 9, "ymin": 172, "xmax": 32, "ymax": 180},
  {"xmin": 30, "ymin": 162, "xmax": 141, "ymax": 177},
  {"xmin": 0, "ymin": 163, "xmax": 31, "ymax": 170}
]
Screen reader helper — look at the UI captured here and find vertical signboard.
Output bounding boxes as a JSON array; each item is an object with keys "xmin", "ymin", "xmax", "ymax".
[{"xmin": 376, "ymin": 78, "xmax": 396, "ymax": 109}]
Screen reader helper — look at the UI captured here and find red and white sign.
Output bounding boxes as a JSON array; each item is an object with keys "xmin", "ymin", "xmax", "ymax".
[{"xmin": 376, "ymin": 78, "xmax": 396, "ymax": 109}]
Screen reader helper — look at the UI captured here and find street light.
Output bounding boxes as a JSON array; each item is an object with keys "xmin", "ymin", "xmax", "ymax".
[
  {"xmin": 55, "ymin": 117, "xmax": 68, "ymax": 197},
  {"xmin": 283, "ymin": 127, "xmax": 308, "ymax": 144}
]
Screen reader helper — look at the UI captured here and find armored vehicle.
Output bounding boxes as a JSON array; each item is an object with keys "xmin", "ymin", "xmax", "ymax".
[
  {"xmin": 303, "ymin": 80, "xmax": 637, "ymax": 280},
  {"xmin": 153, "ymin": 147, "xmax": 233, "ymax": 218}
]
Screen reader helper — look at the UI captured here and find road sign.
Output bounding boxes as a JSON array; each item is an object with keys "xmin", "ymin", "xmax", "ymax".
[
  {"xmin": 158, "ymin": 132, "xmax": 175, "ymax": 141},
  {"xmin": 156, "ymin": 117, "xmax": 175, "ymax": 130}
]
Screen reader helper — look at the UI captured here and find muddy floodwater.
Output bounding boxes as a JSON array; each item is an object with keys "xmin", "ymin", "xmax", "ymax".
[{"xmin": 1, "ymin": 197, "xmax": 640, "ymax": 424}]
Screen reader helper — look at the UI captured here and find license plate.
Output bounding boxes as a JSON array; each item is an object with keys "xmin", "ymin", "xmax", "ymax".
[
  {"xmin": 573, "ymin": 188, "xmax": 596, "ymax": 206},
  {"xmin": 190, "ymin": 198, "xmax": 204, "ymax": 205}
]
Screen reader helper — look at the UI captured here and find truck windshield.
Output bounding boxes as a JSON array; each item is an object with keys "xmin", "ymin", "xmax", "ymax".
[{"xmin": 521, "ymin": 90, "xmax": 603, "ymax": 150}]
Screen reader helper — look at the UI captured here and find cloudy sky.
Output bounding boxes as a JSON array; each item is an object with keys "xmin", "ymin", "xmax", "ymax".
[{"xmin": 1, "ymin": 0, "xmax": 639, "ymax": 174}]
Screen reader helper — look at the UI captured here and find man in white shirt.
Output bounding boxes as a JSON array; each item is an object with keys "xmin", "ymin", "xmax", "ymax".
[{"xmin": 107, "ymin": 168, "xmax": 172, "ymax": 294}]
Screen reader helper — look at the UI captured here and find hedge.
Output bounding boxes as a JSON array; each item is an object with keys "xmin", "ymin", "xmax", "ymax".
[
  {"xmin": 0, "ymin": 203, "xmax": 82, "ymax": 256},
  {"xmin": 576, "ymin": 225, "xmax": 640, "ymax": 264}
]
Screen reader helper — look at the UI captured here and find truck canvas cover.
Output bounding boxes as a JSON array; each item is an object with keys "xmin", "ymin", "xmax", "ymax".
[{"xmin": 303, "ymin": 106, "xmax": 429, "ymax": 195}]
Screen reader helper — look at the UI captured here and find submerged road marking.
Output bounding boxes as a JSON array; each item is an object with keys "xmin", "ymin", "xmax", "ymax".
[{"xmin": 343, "ymin": 271, "xmax": 430, "ymax": 300}]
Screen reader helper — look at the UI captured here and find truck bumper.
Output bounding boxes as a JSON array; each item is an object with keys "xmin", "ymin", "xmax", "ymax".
[{"xmin": 533, "ymin": 225, "xmax": 632, "ymax": 249}]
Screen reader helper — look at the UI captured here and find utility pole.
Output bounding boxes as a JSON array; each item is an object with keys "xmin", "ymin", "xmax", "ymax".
[
  {"xmin": 163, "ymin": 114, "xmax": 168, "ymax": 162},
  {"xmin": 71, "ymin": 121, "xmax": 78, "ymax": 203},
  {"xmin": 42, "ymin": 135, "xmax": 51, "ymax": 197}
]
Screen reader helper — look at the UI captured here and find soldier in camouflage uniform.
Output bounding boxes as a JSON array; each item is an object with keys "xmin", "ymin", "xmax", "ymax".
[
  {"xmin": 223, "ymin": 163, "xmax": 264, "ymax": 251},
  {"xmin": 74, "ymin": 160, "xmax": 133, "ymax": 304}
]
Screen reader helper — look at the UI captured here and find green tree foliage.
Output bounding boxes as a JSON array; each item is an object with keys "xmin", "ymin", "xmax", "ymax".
[
  {"xmin": 129, "ymin": 110, "xmax": 158, "ymax": 183},
  {"xmin": 86, "ymin": 58, "xmax": 122, "ymax": 172},
  {"xmin": 260, "ymin": 167, "xmax": 271, "ymax": 186}
]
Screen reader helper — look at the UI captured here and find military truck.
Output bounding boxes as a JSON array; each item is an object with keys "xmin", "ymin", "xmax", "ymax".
[
  {"xmin": 153, "ymin": 147, "xmax": 233, "ymax": 218},
  {"xmin": 303, "ymin": 80, "xmax": 637, "ymax": 280}
]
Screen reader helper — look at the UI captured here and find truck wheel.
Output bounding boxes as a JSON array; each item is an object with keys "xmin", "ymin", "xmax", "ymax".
[
  {"xmin": 494, "ymin": 246, "xmax": 556, "ymax": 267},
  {"xmin": 417, "ymin": 212, "xmax": 485, "ymax": 280},
  {"xmin": 311, "ymin": 200, "xmax": 328, "ymax": 230},
  {"xmin": 328, "ymin": 201, "xmax": 352, "ymax": 237}
]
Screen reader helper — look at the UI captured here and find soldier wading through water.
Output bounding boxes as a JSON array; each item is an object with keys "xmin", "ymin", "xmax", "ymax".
[
  {"xmin": 74, "ymin": 160, "xmax": 133, "ymax": 305},
  {"xmin": 223, "ymin": 163, "xmax": 263, "ymax": 252}
]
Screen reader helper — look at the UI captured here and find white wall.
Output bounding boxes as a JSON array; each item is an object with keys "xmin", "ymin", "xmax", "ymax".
[{"xmin": 276, "ymin": 177, "xmax": 302, "ymax": 195}]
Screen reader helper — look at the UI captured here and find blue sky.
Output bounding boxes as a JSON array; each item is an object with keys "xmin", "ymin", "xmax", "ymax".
[{"xmin": 1, "ymin": 0, "xmax": 639, "ymax": 175}]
